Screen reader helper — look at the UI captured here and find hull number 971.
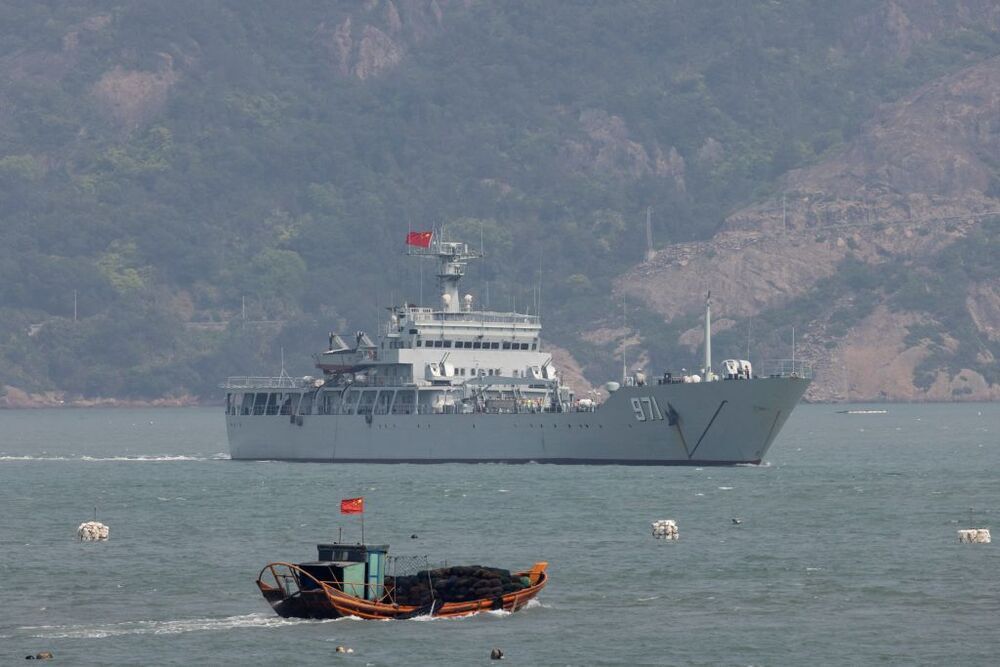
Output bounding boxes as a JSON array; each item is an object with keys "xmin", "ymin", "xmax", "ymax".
[{"xmin": 630, "ymin": 396, "xmax": 664, "ymax": 421}]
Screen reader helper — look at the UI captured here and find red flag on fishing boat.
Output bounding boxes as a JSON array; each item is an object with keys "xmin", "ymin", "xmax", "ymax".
[
  {"xmin": 340, "ymin": 497, "xmax": 364, "ymax": 514},
  {"xmin": 406, "ymin": 230, "xmax": 433, "ymax": 248}
]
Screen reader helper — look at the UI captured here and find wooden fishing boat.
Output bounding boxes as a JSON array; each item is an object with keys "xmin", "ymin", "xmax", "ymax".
[{"xmin": 256, "ymin": 542, "xmax": 548, "ymax": 620}]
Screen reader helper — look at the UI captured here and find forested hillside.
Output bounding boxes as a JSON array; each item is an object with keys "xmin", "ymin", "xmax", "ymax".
[{"xmin": 0, "ymin": 1, "xmax": 997, "ymax": 404}]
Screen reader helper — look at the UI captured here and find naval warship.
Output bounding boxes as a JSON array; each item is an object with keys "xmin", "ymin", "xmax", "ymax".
[{"xmin": 222, "ymin": 234, "xmax": 810, "ymax": 464}]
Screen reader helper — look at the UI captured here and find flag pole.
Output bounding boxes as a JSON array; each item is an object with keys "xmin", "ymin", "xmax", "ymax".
[{"xmin": 361, "ymin": 513, "xmax": 365, "ymax": 544}]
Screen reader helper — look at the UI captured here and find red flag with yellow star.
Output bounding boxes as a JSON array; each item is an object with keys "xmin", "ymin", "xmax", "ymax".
[
  {"xmin": 406, "ymin": 230, "xmax": 433, "ymax": 248},
  {"xmin": 340, "ymin": 497, "xmax": 364, "ymax": 514}
]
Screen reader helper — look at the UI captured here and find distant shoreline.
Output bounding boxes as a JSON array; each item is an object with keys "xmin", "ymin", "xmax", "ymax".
[{"xmin": 0, "ymin": 386, "xmax": 202, "ymax": 409}]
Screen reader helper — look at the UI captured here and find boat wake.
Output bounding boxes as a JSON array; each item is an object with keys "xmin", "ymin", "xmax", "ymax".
[
  {"xmin": 406, "ymin": 598, "xmax": 547, "ymax": 622},
  {"xmin": 21, "ymin": 613, "xmax": 336, "ymax": 639},
  {"xmin": 0, "ymin": 453, "xmax": 229, "ymax": 462}
]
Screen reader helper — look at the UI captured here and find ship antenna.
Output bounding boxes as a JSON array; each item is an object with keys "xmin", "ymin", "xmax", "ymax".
[
  {"xmin": 791, "ymin": 326, "xmax": 796, "ymax": 375},
  {"xmin": 279, "ymin": 347, "xmax": 290, "ymax": 380},
  {"xmin": 537, "ymin": 245, "xmax": 542, "ymax": 319},
  {"xmin": 704, "ymin": 291, "xmax": 712, "ymax": 382},
  {"xmin": 622, "ymin": 296, "xmax": 627, "ymax": 383}
]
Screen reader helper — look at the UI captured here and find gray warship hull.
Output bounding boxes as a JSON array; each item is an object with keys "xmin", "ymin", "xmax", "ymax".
[{"xmin": 226, "ymin": 376, "xmax": 809, "ymax": 464}]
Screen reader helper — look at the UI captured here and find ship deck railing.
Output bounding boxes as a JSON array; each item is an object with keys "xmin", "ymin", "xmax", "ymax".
[
  {"xmin": 408, "ymin": 310, "xmax": 540, "ymax": 326},
  {"xmin": 220, "ymin": 376, "xmax": 304, "ymax": 389},
  {"xmin": 760, "ymin": 359, "xmax": 813, "ymax": 379}
]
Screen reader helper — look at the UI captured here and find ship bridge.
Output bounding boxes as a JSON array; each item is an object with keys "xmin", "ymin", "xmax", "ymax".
[{"xmin": 308, "ymin": 231, "xmax": 558, "ymax": 398}]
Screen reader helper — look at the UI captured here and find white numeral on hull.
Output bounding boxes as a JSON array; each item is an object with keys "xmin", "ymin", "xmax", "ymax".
[{"xmin": 631, "ymin": 396, "xmax": 664, "ymax": 421}]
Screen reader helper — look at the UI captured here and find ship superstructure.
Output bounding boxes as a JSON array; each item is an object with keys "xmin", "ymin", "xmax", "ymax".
[{"xmin": 222, "ymin": 235, "xmax": 811, "ymax": 464}]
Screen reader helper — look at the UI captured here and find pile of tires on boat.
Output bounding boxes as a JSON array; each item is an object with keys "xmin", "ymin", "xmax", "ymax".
[{"xmin": 388, "ymin": 565, "xmax": 530, "ymax": 606}]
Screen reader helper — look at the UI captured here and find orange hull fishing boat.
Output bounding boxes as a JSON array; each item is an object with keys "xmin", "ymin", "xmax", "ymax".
[{"xmin": 257, "ymin": 542, "xmax": 548, "ymax": 620}]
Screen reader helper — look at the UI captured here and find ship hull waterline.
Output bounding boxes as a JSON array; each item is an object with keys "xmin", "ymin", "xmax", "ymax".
[{"xmin": 227, "ymin": 376, "xmax": 809, "ymax": 465}]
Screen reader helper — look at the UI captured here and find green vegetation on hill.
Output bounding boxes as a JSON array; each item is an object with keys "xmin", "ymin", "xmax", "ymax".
[{"xmin": 0, "ymin": 1, "xmax": 997, "ymax": 398}]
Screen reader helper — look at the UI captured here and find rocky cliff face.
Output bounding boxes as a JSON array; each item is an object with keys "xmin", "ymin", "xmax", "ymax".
[
  {"xmin": 617, "ymin": 56, "xmax": 1000, "ymax": 402},
  {"xmin": 317, "ymin": 0, "xmax": 469, "ymax": 80}
]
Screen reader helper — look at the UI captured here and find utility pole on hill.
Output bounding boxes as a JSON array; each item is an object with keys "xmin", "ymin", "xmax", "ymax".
[{"xmin": 645, "ymin": 206, "xmax": 655, "ymax": 262}]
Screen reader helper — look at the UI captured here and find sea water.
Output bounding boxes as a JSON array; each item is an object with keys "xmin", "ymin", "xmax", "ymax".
[{"xmin": 1, "ymin": 403, "xmax": 997, "ymax": 665}]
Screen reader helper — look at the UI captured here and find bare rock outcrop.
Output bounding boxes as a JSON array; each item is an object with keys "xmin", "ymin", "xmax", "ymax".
[
  {"xmin": 91, "ymin": 54, "xmax": 179, "ymax": 131},
  {"xmin": 966, "ymin": 280, "xmax": 1000, "ymax": 342},
  {"xmin": 560, "ymin": 109, "xmax": 686, "ymax": 191},
  {"xmin": 318, "ymin": 0, "xmax": 467, "ymax": 80}
]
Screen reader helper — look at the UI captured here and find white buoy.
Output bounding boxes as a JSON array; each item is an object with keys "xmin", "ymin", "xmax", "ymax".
[
  {"xmin": 651, "ymin": 519, "xmax": 678, "ymax": 540},
  {"xmin": 77, "ymin": 521, "xmax": 109, "ymax": 541},
  {"xmin": 957, "ymin": 529, "xmax": 991, "ymax": 544}
]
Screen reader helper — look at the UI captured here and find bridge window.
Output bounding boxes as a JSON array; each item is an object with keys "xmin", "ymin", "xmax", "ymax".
[
  {"xmin": 531, "ymin": 343, "xmax": 537, "ymax": 350},
  {"xmin": 502, "ymin": 342, "xmax": 511, "ymax": 350},
  {"xmin": 443, "ymin": 341, "xmax": 452, "ymax": 348},
  {"xmin": 520, "ymin": 343, "xmax": 529, "ymax": 350},
  {"xmin": 357, "ymin": 391, "xmax": 377, "ymax": 416},
  {"xmin": 416, "ymin": 340, "xmax": 422, "ymax": 347},
  {"xmin": 473, "ymin": 342, "xmax": 481, "ymax": 349},
  {"xmin": 392, "ymin": 390, "xmax": 415, "ymax": 415},
  {"xmin": 375, "ymin": 390, "xmax": 393, "ymax": 415},
  {"xmin": 490, "ymin": 342, "xmax": 500, "ymax": 349}
]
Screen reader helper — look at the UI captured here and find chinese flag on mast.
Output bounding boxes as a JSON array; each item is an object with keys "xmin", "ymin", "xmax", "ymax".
[
  {"xmin": 406, "ymin": 230, "xmax": 433, "ymax": 248},
  {"xmin": 340, "ymin": 497, "xmax": 364, "ymax": 514}
]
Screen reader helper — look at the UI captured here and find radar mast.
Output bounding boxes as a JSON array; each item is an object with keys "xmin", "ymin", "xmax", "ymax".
[{"xmin": 409, "ymin": 237, "xmax": 482, "ymax": 312}]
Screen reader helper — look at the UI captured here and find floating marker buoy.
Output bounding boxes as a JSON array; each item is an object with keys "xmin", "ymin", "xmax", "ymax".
[
  {"xmin": 490, "ymin": 647, "xmax": 504, "ymax": 660},
  {"xmin": 958, "ymin": 529, "xmax": 991, "ymax": 544},
  {"xmin": 77, "ymin": 521, "xmax": 109, "ymax": 541},
  {"xmin": 335, "ymin": 645, "xmax": 353, "ymax": 654},
  {"xmin": 651, "ymin": 519, "xmax": 678, "ymax": 540},
  {"xmin": 410, "ymin": 534, "xmax": 418, "ymax": 539},
  {"xmin": 731, "ymin": 518, "xmax": 742, "ymax": 525}
]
